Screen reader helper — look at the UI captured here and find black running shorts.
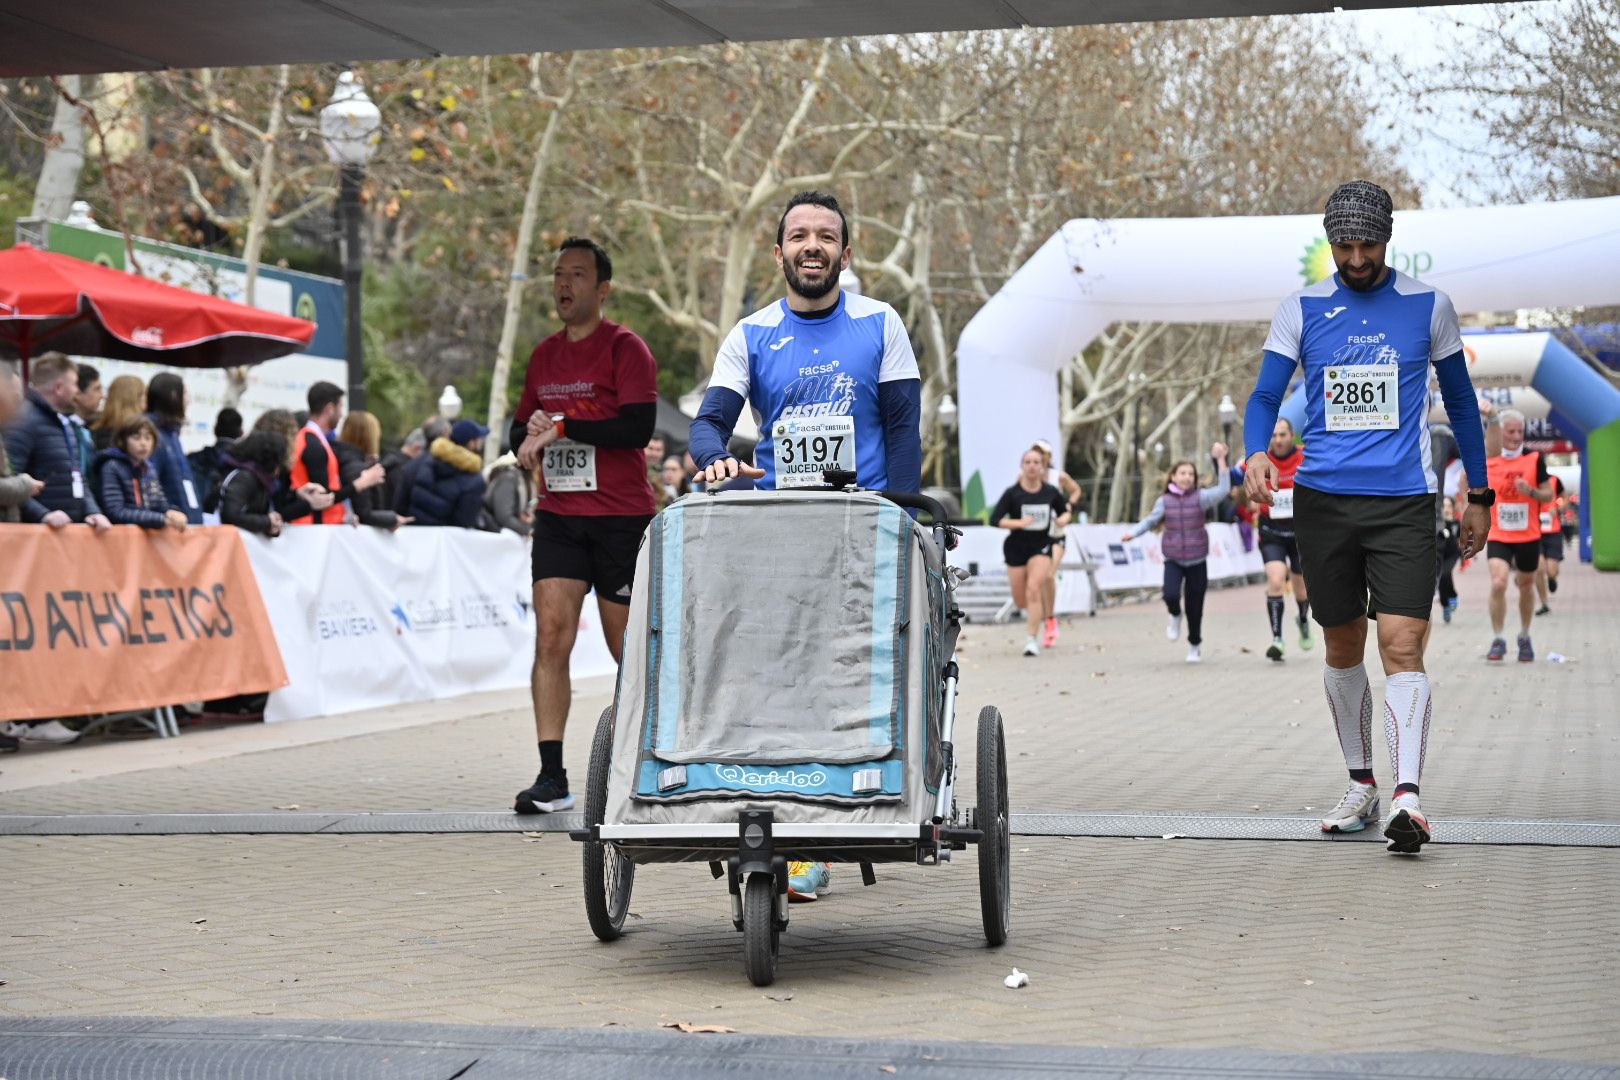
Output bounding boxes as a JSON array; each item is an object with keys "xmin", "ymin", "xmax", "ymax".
[
  {"xmin": 1258, "ymin": 526, "xmax": 1302, "ymax": 575},
  {"xmin": 1292, "ymin": 485, "xmax": 1437, "ymax": 627},
  {"xmin": 531, "ymin": 510, "xmax": 653, "ymax": 604},
  {"xmin": 1003, "ymin": 534, "xmax": 1054, "ymax": 568},
  {"xmin": 1539, "ymin": 531, "xmax": 1565, "ymax": 562},
  {"xmin": 1487, "ymin": 538, "xmax": 1541, "ymax": 574}
]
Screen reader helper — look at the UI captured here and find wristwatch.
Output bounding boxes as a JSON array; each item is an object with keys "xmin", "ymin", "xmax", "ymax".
[{"xmin": 1467, "ymin": 487, "xmax": 1496, "ymax": 507}]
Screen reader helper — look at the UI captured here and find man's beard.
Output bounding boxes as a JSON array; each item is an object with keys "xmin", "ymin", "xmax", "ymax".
[
  {"xmin": 783, "ymin": 259, "xmax": 837, "ymax": 302},
  {"xmin": 1340, "ymin": 260, "xmax": 1386, "ymax": 292}
]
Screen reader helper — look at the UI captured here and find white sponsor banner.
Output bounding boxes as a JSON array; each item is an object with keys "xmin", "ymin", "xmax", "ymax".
[
  {"xmin": 1070, "ymin": 523, "xmax": 1261, "ymax": 591},
  {"xmin": 243, "ymin": 527, "xmax": 617, "ymax": 722},
  {"xmin": 952, "ymin": 522, "xmax": 1259, "ymax": 611},
  {"xmin": 952, "ymin": 526, "xmax": 1092, "ymax": 615}
]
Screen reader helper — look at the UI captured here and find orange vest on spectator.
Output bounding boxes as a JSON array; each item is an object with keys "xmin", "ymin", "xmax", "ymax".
[
  {"xmin": 1486, "ymin": 451, "xmax": 1541, "ymax": 544},
  {"xmin": 290, "ymin": 423, "xmax": 344, "ymax": 525}
]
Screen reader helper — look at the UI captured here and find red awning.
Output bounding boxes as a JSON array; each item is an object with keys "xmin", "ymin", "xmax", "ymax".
[{"xmin": 0, "ymin": 243, "xmax": 316, "ymax": 370}]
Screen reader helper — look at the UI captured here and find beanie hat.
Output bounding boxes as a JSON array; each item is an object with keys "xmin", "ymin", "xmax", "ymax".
[{"xmin": 1323, "ymin": 180, "xmax": 1394, "ymax": 245}]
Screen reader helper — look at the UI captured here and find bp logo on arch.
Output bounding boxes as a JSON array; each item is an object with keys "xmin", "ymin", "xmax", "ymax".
[{"xmin": 1299, "ymin": 237, "xmax": 1435, "ymax": 285}]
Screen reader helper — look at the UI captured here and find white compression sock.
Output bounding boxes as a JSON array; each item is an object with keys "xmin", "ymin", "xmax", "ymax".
[
  {"xmin": 1324, "ymin": 664, "xmax": 1373, "ymax": 774},
  {"xmin": 1383, "ymin": 671, "xmax": 1432, "ymax": 793}
]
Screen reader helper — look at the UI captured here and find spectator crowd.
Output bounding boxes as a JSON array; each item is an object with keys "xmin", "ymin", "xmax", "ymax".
[{"xmin": 1, "ymin": 353, "xmax": 698, "ymax": 751}]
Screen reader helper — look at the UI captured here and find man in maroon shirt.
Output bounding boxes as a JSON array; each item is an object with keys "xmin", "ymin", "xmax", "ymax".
[{"xmin": 510, "ymin": 237, "xmax": 659, "ymax": 814}]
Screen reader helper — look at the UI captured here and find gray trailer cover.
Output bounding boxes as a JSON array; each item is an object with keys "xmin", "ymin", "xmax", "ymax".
[{"xmin": 604, "ymin": 490, "xmax": 946, "ymax": 827}]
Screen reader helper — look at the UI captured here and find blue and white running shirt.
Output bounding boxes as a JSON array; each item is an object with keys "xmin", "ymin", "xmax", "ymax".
[
  {"xmin": 711, "ymin": 292, "xmax": 919, "ymax": 490},
  {"xmin": 1262, "ymin": 269, "xmax": 1463, "ymax": 496}
]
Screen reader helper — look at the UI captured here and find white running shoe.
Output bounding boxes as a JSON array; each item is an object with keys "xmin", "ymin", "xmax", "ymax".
[
  {"xmin": 0, "ymin": 720, "xmax": 82, "ymax": 745},
  {"xmin": 1185, "ymin": 645, "xmax": 1202, "ymax": 663},
  {"xmin": 1023, "ymin": 637, "xmax": 1040, "ymax": 657},
  {"xmin": 1320, "ymin": 781, "xmax": 1380, "ymax": 833},
  {"xmin": 1167, "ymin": 615, "xmax": 1182, "ymax": 641},
  {"xmin": 1384, "ymin": 792, "xmax": 1431, "ymax": 854}
]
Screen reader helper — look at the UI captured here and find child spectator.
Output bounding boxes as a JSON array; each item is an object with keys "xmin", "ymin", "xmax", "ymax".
[{"xmin": 94, "ymin": 416, "xmax": 187, "ymax": 531}]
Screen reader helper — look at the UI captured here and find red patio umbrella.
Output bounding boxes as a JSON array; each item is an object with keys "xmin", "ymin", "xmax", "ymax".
[{"xmin": 0, "ymin": 243, "xmax": 317, "ymax": 380}]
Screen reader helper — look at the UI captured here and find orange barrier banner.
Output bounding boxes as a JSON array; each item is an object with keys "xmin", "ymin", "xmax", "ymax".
[{"xmin": 0, "ymin": 524, "xmax": 288, "ymax": 721}]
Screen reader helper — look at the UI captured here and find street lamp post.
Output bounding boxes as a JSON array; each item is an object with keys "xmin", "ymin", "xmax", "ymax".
[
  {"xmin": 934, "ymin": 392, "xmax": 958, "ymax": 489},
  {"xmin": 320, "ymin": 71, "xmax": 381, "ymax": 412},
  {"xmin": 1218, "ymin": 393, "xmax": 1237, "ymax": 449}
]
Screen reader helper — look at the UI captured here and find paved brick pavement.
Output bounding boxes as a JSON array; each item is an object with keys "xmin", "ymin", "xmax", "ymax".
[{"xmin": 1, "ymin": 558, "xmax": 1616, "ymax": 1065}]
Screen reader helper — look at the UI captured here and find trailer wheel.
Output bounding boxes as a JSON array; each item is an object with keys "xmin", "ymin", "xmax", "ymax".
[
  {"xmin": 583, "ymin": 707, "xmax": 634, "ymax": 942},
  {"xmin": 742, "ymin": 871, "xmax": 780, "ymax": 986},
  {"xmin": 977, "ymin": 705, "xmax": 1011, "ymax": 946}
]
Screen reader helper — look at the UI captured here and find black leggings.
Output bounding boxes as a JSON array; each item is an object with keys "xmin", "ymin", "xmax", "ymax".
[{"xmin": 1163, "ymin": 560, "xmax": 1209, "ymax": 646}]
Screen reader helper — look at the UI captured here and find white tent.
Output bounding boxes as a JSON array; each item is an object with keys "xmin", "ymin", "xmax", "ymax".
[{"xmin": 954, "ymin": 196, "xmax": 1620, "ymax": 520}]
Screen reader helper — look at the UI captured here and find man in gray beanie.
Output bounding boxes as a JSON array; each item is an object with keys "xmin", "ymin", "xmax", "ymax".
[{"xmin": 1239, "ymin": 179, "xmax": 1494, "ymax": 855}]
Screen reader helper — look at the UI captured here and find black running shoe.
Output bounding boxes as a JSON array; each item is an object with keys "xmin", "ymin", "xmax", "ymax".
[
  {"xmin": 1548, "ymin": 576, "xmax": 1558, "ymax": 594},
  {"xmin": 1384, "ymin": 796, "xmax": 1431, "ymax": 855},
  {"xmin": 515, "ymin": 772, "xmax": 575, "ymax": 814}
]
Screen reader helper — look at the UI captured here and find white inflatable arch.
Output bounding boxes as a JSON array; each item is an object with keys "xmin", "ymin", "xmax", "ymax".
[{"xmin": 954, "ymin": 196, "xmax": 1620, "ymax": 566}]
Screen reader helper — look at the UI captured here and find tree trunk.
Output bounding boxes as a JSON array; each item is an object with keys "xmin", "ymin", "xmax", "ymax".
[
  {"xmin": 1106, "ymin": 399, "xmax": 1136, "ymax": 523},
  {"xmin": 32, "ymin": 75, "xmax": 87, "ymax": 221},
  {"xmin": 485, "ymin": 55, "xmax": 580, "ymax": 464}
]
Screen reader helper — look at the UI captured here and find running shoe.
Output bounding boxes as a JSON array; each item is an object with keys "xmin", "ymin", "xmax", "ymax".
[
  {"xmin": 1185, "ymin": 645, "xmax": 1202, "ymax": 663},
  {"xmin": 1549, "ymin": 577, "xmax": 1558, "ymax": 594},
  {"xmin": 1384, "ymin": 792, "xmax": 1431, "ymax": 854},
  {"xmin": 1266, "ymin": 637, "xmax": 1285, "ymax": 662},
  {"xmin": 1517, "ymin": 635, "xmax": 1535, "ymax": 663},
  {"xmin": 788, "ymin": 861, "xmax": 831, "ymax": 902},
  {"xmin": 1535, "ymin": 604, "xmax": 1551, "ymax": 617},
  {"xmin": 1486, "ymin": 637, "xmax": 1507, "ymax": 662},
  {"xmin": 1320, "ymin": 781, "xmax": 1380, "ymax": 833},
  {"xmin": 1446, "ymin": 597, "xmax": 1459, "ymax": 615},
  {"xmin": 1042, "ymin": 617, "xmax": 1059, "ymax": 649},
  {"xmin": 1441, "ymin": 603, "xmax": 1452, "ymax": 624},
  {"xmin": 1023, "ymin": 636, "xmax": 1039, "ymax": 657},
  {"xmin": 1297, "ymin": 616, "xmax": 1314, "ymax": 651},
  {"xmin": 514, "ymin": 772, "xmax": 574, "ymax": 814},
  {"xmin": 0, "ymin": 720, "xmax": 82, "ymax": 745},
  {"xmin": 1167, "ymin": 614, "xmax": 1182, "ymax": 641}
]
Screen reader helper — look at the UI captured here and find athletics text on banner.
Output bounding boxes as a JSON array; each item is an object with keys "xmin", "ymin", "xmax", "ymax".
[{"xmin": 0, "ymin": 524, "xmax": 288, "ymax": 721}]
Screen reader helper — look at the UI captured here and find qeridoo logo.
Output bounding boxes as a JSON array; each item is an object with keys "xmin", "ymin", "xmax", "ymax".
[{"xmin": 716, "ymin": 765, "xmax": 828, "ymax": 789}]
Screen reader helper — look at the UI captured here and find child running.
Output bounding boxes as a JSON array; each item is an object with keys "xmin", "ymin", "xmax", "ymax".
[{"xmin": 1123, "ymin": 442, "xmax": 1230, "ymax": 662}]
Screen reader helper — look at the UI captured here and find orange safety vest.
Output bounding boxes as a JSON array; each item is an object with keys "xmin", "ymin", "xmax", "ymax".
[
  {"xmin": 1486, "ymin": 451, "xmax": 1542, "ymax": 544},
  {"xmin": 289, "ymin": 422, "xmax": 344, "ymax": 525}
]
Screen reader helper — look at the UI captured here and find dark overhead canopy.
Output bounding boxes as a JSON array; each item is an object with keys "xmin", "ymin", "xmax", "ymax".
[{"xmin": 0, "ymin": 0, "xmax": 1493, "ymax": 78}]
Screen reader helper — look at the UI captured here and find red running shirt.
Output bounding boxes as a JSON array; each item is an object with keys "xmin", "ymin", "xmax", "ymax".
[{"xmin": 514, "ymin": 319, "xmax": 659, "ymax": 517}]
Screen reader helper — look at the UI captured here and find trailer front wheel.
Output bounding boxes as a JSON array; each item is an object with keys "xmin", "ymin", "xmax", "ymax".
[{"xmin": 742, "ymin": 871, "xmax": 780, "ymax": 986}]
